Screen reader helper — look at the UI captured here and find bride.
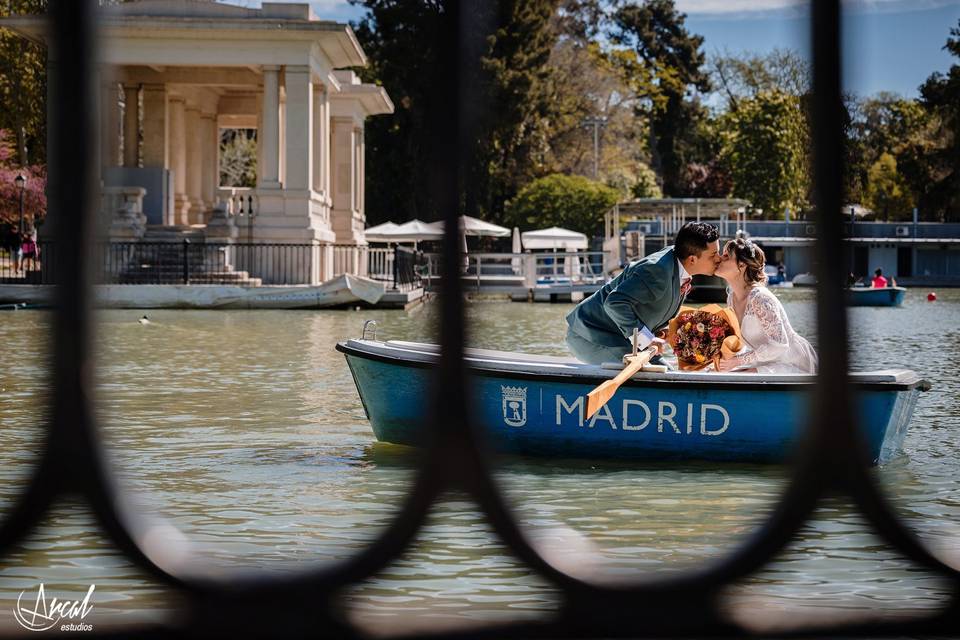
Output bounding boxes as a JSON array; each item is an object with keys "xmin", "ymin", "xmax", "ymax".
[{"xmin": 715, "ymin": 235, "xmax": 818, "ymax": 373}]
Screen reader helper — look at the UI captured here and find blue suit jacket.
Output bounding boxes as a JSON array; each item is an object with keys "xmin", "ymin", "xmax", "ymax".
[{"xmin": 566, "ymin": 246, "xmax": 682, "ymax": 348}]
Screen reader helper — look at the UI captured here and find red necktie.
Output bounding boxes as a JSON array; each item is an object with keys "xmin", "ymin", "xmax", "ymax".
[{"xmin": 680, "ymin": 279, "xmax": 692, "ymax": 297}]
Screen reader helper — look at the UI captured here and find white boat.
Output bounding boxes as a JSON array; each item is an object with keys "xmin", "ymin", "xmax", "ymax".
[
  {"xmin": 792, "ymin": 272, "xmax": 817, "ymax": 287},
  {"xmin": 0, "ymin": 274, "xmax": 386, "ymax": 309},
  {"xmin": 212, "ymin": 274, "xmax": 385, "ymax": 309}
]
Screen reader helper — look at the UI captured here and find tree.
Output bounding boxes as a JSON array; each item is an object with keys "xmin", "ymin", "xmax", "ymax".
[
  {"xmin": 864, "ymin": 152, "xmax": 914, "ymax": 221},
  {"xmin": 608, "ymin": 0, "xmax": 710, "ymax": 197},
  {"xmin": 917, "ymin": 19, "xmax": 960, "ymax": 221},
  {"xmin": 503, "ymin": 173, "xmax": 618, "ymax": 236},
  {"xmin": 0, "ymin": 0, "xmax": 48, "ymax": 166},
  {"xmin": 847, "ymin": 92, "xmax": 935, "ymax": 212},
  {"xmin": 708, "ymin": 47, "xmax": 809, "ymax": 111},
  {"xmin": 467, "ymin": 0, "xmax": 560, "ymax": 223},
  {"xmin": 630, "ymin": 162, "xmax": 662, "ymax": 198},
  {"xmin": 718, "ymin": 91, "xmax": 809, "ymax": 216},
  {"xmin": 353, "ymin": 0, "xmax": 561, "ymax": 225},
  {"xmin": 219, "ymin": 129, "xmax": 257, "ymax": 188},
  {"xmin": 351, "ymin": 1, "xmax": 446, "ymax": 225},
  {"xmin": 0, "ymin": 129, "xmax": 46, "ymax": 233}
]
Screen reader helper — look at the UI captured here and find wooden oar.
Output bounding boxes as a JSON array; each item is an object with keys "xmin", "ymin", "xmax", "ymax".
[{"xmin": 585, "ymin": 348, "xmax": 656, "ymax": 419}]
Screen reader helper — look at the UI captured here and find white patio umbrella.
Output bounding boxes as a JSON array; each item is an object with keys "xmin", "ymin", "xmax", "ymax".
[
  {"xmin": 511, "ymin": 226, "xmax": 522, "ymax": 274},
  {"xmin": 363, "ymin": 221, "xmax": 403, "ymax": 243},
  {"xmin": 521, "ymin": 226, "xmax": 588, "ymax": 250},
  {"xmin": 392, "ymin": 219, "xmax": 445, "ymax": 242},
  {"xmin": 522, "ymin": 226, "xmax": 589, "ymax": 278},
  {"xmin": 365, "ymin": 219, "xmax": 443, "ymax": 245},
  {"xmin": 426, "ymin": 215, "xmax": 511, "ymax": 237},
  {"xmin": 461, "ymin": 220, "xmax": 470, "ymax": 272}
]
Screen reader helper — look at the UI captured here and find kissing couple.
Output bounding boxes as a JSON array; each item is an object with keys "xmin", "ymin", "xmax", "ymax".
[{"xmin": 565, "ymin": 222, "xmax": 817, "ymax": 374}]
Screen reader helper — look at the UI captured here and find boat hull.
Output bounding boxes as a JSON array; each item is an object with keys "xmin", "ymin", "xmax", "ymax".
[
  {"xmin": 846, "ymin": 286, "xmax": 906, "ymax": 307},
  {"xmin": 338, "ymin": 340, "xmax": 925, "ymax": 464}
]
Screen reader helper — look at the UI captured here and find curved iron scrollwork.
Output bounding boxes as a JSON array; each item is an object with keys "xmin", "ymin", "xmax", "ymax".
[{"xmin": 1, "ymin": 1, "xmax": 958, "ymax": 638}]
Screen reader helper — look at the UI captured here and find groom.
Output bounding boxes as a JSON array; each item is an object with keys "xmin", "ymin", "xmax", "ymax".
[{"xmin": 565, "ymin": 221, "xmax": 722, "ymax": 365}]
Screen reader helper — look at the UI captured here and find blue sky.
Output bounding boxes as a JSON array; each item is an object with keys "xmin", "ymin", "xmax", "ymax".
[{"xmin": 241, "ymin": 0, "xmax": 960, "ymax": 98}]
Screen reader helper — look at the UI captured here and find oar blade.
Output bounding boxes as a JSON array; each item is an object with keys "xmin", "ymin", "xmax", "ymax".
[
  {"xmin": 586, "ymin": 380, "xmax": 616, "ymax": 418},
  {"xmin": 585, "ymin": 384, "xmax": 615, "ymax": 419}
]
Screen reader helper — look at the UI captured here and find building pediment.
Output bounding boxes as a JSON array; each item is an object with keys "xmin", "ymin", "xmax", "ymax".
[
  {"xmin": 0, "ymin": 1, "xmax": 367, "ymax": 69},
  {"xmin": 103, "ymin": 0, "xmax": 257, "ymax": 19}
]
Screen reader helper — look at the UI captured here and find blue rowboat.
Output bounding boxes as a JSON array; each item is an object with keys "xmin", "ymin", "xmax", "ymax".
[
  {"xmin": 337, "ymin": 339, "xmax": 928, "ymax": 464},
  {"xmin": 846, "ymin": 286, "xmax": 906, "ymax": 307}
]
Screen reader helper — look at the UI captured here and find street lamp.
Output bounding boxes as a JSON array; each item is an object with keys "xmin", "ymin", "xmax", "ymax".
[
  {"xmin": 14, "ymin": 173, "xmax": 26, "ymax": 236},
  {"xmin": 581, "ymin": 116, "xmax": 608, "ymax": 180}
]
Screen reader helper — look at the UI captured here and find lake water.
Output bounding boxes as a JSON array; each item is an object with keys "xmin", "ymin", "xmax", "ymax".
[{"xmin": 0, "ymin": 288, "xmax": 957, "ymax": 634}]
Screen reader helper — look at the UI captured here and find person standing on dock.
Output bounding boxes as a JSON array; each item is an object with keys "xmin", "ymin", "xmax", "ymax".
[{"xmin": 565, "ymin": 222, "xmax": 722, "ymax": 365}]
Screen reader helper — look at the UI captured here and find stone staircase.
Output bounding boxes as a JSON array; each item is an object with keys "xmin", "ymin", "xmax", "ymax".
[{"xmin": 112, "ymin": 226, "xmax": 262, "ymax": 286}]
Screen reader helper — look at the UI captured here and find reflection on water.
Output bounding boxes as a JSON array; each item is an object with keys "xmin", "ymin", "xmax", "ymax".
[
  {"xmin": 0, "ymin": 312, "xmax": 49, "ymax": 517},
  {"xmin": 0, "ymin": 288, "xmax": 956, "ymax": 630}
]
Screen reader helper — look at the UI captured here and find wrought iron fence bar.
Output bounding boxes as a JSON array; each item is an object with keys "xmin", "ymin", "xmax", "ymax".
[{"xmin": 0, "ymin": 1, "xmax": 957, "ymax": 638}]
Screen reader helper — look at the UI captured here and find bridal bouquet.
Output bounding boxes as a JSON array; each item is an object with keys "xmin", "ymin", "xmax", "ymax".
[{"xmin": 666, "ymin": 304, "xmax": 743, "ymax": 371}]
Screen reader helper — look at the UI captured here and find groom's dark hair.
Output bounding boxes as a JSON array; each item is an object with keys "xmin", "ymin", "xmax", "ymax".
[{"xmin": 674, "ymin": 222, "xmax": 720, "ymax": 261}]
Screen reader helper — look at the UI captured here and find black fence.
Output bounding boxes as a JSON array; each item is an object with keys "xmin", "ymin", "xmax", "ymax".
[
  {"xmin": 5, "ymin": 2, "xmax": 958, "ymax": 639},
  {"xmin": 0, "ymin": 241, "xmax": 397, "ymax": 286}
]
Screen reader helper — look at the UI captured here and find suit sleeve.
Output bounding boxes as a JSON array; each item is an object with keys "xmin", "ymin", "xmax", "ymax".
[{"xmin": 602, "ymin": 264, "xmax": 667, "ymax": 347}]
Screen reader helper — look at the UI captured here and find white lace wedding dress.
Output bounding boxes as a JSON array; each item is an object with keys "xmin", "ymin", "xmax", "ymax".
[{"xmin": 727, "ymin": 286, "xmax": 818, "ymax": 374}]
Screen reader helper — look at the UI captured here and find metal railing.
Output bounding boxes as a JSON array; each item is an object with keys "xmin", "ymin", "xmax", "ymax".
[
  {"xmin": 0, "ymin": 241, "xmax": 422, "ymax": 289},
  {"xmin": 420, "ymin": 250, "xmax": 607, "ymax": 289},
  {"xmin": 4, "ymin": 2, "xmax": 958, "ymax": 639}
]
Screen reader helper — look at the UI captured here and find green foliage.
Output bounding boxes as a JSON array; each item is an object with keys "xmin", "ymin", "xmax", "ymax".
[
  {"xmin": 608, "ymin": 0, "xmax": 710, "ymax": 197},
  {"xmin": 709, "ymin": 47, "xmax": 809, "ymax": 111},
  {"xmin": 718, "ymin": 90, "xmax": 809, "ymax": 215},
  {"xmin": 630, "ymin": 163, "xmax": 662, "ymax": 198},
  {"xmin": 504, "ymin": 173, "xmax": 618, "ymax": 236},
  {"xmin": 864, "ymin": 152, "xmax": 914, "ymax": 220},
  {"xmin": 468, "ymin": 0, "xmax": 560, "ymax": 222},
  {"xmin": 0, "ymin": 0, "xmax": 48, "ymax": 166},
  {"xmin": 544, "ymin": 39, "xmax": 651, "ymax": 190},
  {"xmin": 917, "ymin": 19, "xmax": 960, "ymax": 221},
  {"xmin": 847, "ymin": 92, "xmax": 935, "ymax": 212},
  {"xmin": 353, "ymin": 0, "xmax": 560, "ymax": 225},
  {"xmin": 352, "ymin": 1, "xmax": 445, "ymax": 224}
]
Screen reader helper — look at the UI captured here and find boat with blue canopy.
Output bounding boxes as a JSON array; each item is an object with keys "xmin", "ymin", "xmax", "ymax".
[
  {"xmin": 337, "ymin": 337, "xmax": 928, "ymax": 465},
  {"xmin": 846, "ymin": 286, "xmax": 906, "ymax": 307}
]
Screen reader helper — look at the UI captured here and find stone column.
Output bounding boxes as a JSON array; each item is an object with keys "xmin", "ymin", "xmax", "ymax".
[
  {"xmin": 185, "ymin": 106, "xmax": 204, "ymax": 222},
  {"xmin": 284, "ymin": 65, "xmax": 313, "ymax": 191},
  {"xmin": 356, "ymin": 127, "xmax": 364, "ymax": 214},
  {"xmin": 259, "ymin": 65, "xmax": 281, "ymax": 188},
  {"xmin": 122, "ymin": 84, "xmax": 139, "ymax": 167},
  {"xmin": 169, "ymin": 96, "xmax": 190, "ymax": 225},
  {"xmin": 101, "ymin": 81, "xmax": 122, "ymax": 169},
  {"xmin": 279, "ymin": 92, "xmax": 286, "ymax": 187},
  {"xmin": 312, "ymin": 83, "xmax": 327, "ymax": 196},
  {"xmin": 331, "ymin": 117, "xmax": 354, "ymax": 214},
  {"xmin": 201, "ymin": 112, "xmax": 218, "ymax": 214},
  {"xmin": 330, "ymin": 115, "xmax": 365, "ymax": 247},
  {"xmin": 141, "ymin": 84, "xmax": 168, "ymax": 168}
]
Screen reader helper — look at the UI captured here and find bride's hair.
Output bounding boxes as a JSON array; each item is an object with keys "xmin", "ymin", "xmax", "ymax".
[{"xmin": 724, "ymin": 232, "xmax": 767, "ymax": 285}]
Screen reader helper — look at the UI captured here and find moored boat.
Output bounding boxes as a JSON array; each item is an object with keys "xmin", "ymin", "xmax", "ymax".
[
  {"xmin": 846, "ymin": 286, "xmax": 906, "ymax": 307},
  {"xmin": 337, "ymin": 338, "xmax": 928, "ymax": 464}
]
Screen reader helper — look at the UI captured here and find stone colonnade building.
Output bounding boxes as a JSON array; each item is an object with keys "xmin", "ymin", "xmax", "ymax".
[{"xmin": 1, "ymin": 0, "xmax": 393, "ymax": 284}]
